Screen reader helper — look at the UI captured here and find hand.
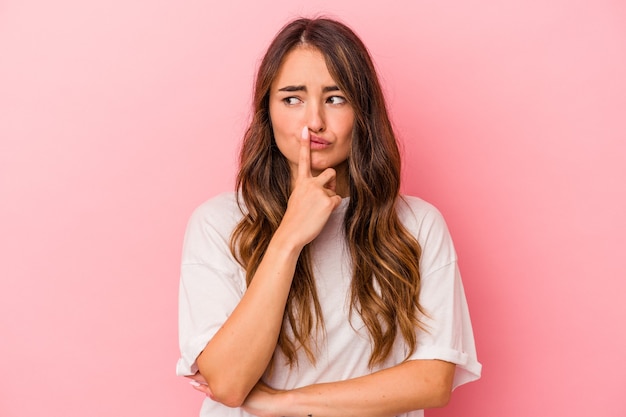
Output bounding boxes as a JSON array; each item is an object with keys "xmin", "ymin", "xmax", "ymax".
[
  {"xmin": 278, "ymin": 126, "xmax": 343, "ymax": 248},
  {"xmin": 187, "ymin": 373, "xmax": 283, "ymax": 415},
  {"xmin": 242, "ymin": 381, "xmax": 284, "ymax": 417},
  {"xmin": 186, "ymin": 372, "xmax": 214, "ymax": 400}
]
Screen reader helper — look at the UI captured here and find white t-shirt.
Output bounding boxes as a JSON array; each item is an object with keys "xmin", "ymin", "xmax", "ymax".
[{"xmin": 177, "ymin": 192, "xmax": 481, "ymax": 417}]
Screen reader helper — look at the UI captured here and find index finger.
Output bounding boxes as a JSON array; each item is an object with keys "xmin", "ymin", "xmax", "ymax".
[{"xmin": 298, "ymin": 126, "xmax": 311, "ymax": 179}]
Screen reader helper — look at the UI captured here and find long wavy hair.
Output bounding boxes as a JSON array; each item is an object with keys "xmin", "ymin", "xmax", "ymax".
[{"xmin": 230, "ymin": 17, "xmax": 426, "ymax": 368}]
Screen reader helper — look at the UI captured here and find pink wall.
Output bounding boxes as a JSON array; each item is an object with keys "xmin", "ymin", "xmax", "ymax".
[{"xmin": 1, "ymin": 1, "xmax": 625, "ymax": 416}]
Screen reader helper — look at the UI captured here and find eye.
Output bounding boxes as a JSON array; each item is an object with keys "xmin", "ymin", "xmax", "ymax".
[
  {"xmin": 282, "ymin": 97, "xmax": 302, "ymax": 105},
  {"xmin": 327, "ymin": 95, "xmax": 347, "ymax": 105}
]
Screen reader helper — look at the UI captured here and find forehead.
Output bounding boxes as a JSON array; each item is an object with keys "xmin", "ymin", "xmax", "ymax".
[{"xmin": 272, "ymin": 46, "xmax": 336, "ymax": 88}]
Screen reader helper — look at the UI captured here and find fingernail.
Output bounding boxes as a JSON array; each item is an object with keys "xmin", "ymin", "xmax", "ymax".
[
  {"xmin": 301, "ymin": 126, "xmax": 308, "ymax": 139},
  {"xmin": 189, "ymin": 380, "xmax": 201, "ymax": 387}
]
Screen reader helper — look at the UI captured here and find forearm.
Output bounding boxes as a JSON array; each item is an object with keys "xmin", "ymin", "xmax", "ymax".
[
  {"xmin": 194, "ymin": 138, "xmax": 344, "ymax": 406},
  {"xmin": 197, "ymin": 230, "xmax": 302, "ymax": 406},
  {"xmin": 264, "ymin": 360, "xmax": 455, "ymax": 417}
]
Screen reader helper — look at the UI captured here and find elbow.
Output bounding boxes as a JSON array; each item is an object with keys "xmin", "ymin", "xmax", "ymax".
[
  {"xmin": 429, "ymin": 387, "xmax": 452, "ymax": 408},
  {"xmin": 424, "ymin": 376, "xmax": 453, "ymax": 408},
  {"xmin": 421, "ymin": 360, "xmax": 455, "ymax": 409},
  {"xmin": 208, "ymin": 384, "xmax": 248, "ymax": 408},
  {"xmin": 420, "ymin": 374, "xmax": 453, "ymax": 409},
  {"xmin": 197, "ymin": 356, "xmax": 252, "ymax": 407},
  {"xmin": 196, "ymin": 369, "xmax": 250, "ymax": 408}
]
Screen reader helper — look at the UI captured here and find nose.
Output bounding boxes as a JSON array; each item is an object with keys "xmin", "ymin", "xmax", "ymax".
[{"xmin": 306, "ymin": 102, "xmax": 325, "ymax": 133}]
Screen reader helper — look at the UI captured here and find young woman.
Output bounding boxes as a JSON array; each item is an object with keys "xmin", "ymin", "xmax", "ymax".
[{"xmin": 177, "ymin": 17, "xmax": 481, "ymax": 417}]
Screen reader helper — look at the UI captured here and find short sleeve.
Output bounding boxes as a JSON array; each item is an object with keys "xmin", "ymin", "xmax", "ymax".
[
  {"xmin": 399, "ymin": 197, "xmax": 482, "ymax": 389},
  {"xmin": 176, "ymin": 193, "xmax": 246, "ymax": 376},
  {"xmin": 407, "ymin": 262, "xmax": 482, "ymax": 389}
]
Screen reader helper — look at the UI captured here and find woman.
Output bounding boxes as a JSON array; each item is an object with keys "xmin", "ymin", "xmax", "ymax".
[{"xmin": 177, "ymin": 17, "xmax": 481, "ymax": 417}]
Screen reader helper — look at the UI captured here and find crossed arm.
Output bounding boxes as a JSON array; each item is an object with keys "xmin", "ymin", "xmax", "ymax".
[
  {"xmin": 193, "ymin": 127, "xmax": 345, "ymax": 407},
  {"xmin": 188, "ymin": 128, "xmax": 456, "ymax": 415},
  {"xmin": 191, "ymin": 358, "xmax": 455, "ymax": 417}
]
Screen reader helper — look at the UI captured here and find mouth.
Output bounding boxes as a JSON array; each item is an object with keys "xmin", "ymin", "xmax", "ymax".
[{"xmin": 310, "ymin": 135, "xmax": 331, "ymax": 149}]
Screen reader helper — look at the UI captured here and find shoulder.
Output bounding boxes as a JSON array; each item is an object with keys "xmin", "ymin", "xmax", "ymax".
[
  {"xmin": 182, "ymin": 192, "xmax": 243, "ymax": 254},
  {"xmin": 191, "ymin": 191, "xmax": 240, "ymax": 217},
  {"xmin": 397, "ymin": 195, "xmax": 457, "ymax": 273},
  {"xmin": 396, "ymin": 195, "xmax": 446, "ymax": 231},
  {"xmin": 187, "ymin": 192, "xmax": 243, "ymax": 229}
]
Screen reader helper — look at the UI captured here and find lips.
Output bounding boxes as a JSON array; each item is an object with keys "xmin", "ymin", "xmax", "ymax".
[{"xmin": 310, "ymin": 135, "xmax": 331, "ymax": 150}]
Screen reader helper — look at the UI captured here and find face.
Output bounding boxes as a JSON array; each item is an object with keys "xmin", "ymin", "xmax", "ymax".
[{"xmin": 269, "ymin": 46, "xmax": 355, "ymax": 180}]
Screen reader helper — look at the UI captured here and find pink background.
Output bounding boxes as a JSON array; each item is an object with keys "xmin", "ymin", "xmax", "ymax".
[{"xmin": 1, "ymin": 1, "xmax": 625, "ymax": 416}]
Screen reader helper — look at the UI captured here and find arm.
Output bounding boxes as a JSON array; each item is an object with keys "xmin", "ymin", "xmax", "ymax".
[
  {"xmin": 188, "ymin": 359, "xmax": 456, "ymax": 417},
  {"xmin": 194, "ymin": 231, "xmax": 300, "ymax": 407},
  {"xmin": 239, "ymin": 359, "xmax": 455, "ymax": 417},
  {"xmin": 196, "ymin": 127, "xmax": 342, "ymax": 407}
]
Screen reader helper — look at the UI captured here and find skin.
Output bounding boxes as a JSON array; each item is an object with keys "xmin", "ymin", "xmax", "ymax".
[
  {"xmin": 188, "ymin": 45, "xmax": 456, "ymax": 416},
  {"xmin": 191, "ymin": 48, "xmax": 345, "ymax": 408},
  {"xmin": 270, "ymin": 46, "xmax": 354, "ymax": 197}
]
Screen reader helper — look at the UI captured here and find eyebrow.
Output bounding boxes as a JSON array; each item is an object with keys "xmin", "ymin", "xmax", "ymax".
[{"xmin": 277, "ymin": 85, "xmax": 341, "ymax": 93}]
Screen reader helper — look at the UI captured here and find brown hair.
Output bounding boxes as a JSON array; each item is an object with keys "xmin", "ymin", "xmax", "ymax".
[{"xmin": 230, "ymin": 17, "xmax": 425, "ymax": 368}]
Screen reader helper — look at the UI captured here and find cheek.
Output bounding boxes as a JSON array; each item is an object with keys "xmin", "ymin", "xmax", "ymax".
[
  {"xmin": 270, "ymin": 108, "xmax": 294, "ymax": 140},
  {"xmin": 271, "ymin": 126, "xmax": 299, "ymax": 165},
  {"xmin": 337, "ymin": 110, "xmax": 355, "ymax": 136},
  {"xmin": 270, "ymin": 107, "xmax": 302, "ymax": 160}
]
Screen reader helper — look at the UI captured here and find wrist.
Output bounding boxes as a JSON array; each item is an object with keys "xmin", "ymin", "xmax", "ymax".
[
  {"xmin": 275, "ymin": 389, "xmax": 301, "ymax": 417},
  {"xmin": 270, "ymin": 226, "xmax": 306, "ymax": 256}
]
